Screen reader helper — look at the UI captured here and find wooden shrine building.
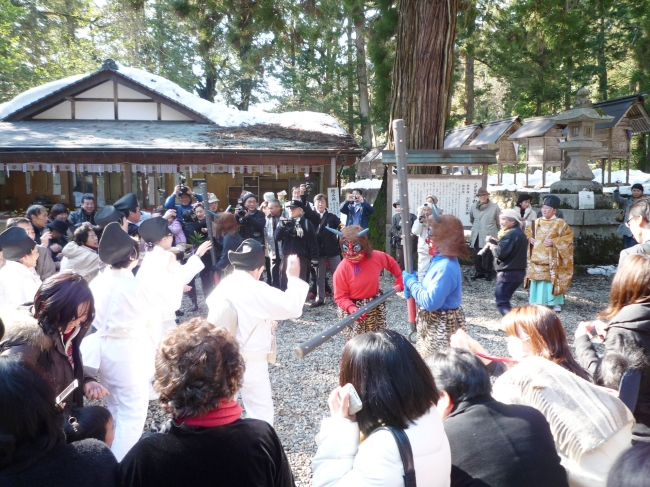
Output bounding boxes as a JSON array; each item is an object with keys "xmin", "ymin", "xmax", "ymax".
[{"xmin": 0, "ymin": 59, "xmax": 361, "ymax": 212}]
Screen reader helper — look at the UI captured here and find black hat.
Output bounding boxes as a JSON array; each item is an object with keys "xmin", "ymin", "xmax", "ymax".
[
  {"xmin": 287, "ymin": 199, "xmax": 305, "ymax": 210},
  {"xmin": 241, "ymin": 192, "xmax": 257, "ymax": 205},
  {"xmin": 95, "ymin": 205, "xmax": 123, "ymax": 228},
  {"xmin": 0, "ymin": 227, "xmax": 36, "ymax": 261},
  {"xmin": 113, "ymin": 193, "xmax": 139, "ymax": 212},
  {"xmin": 46, "ymin": 220, "xmax": 69, "ymax": 235},
  {"xmin": 228, "ymin": 239, "xmax": 265, "ymax": 271},
  {"xmin": 542, "ymin": 195, "xmax": 561, "ymax": 209},
  {"xmin": 98, "ymin": 222, "xmax": 136, "ymax": 265},
  {"xmin": 632, "ymin": 183, "xmax": 644, "ymax": 192},
  {"xmin": 392, "ymin": 201, "xmax": 401, "ymax": 208},
  {"xmin": 139, "ymin": 217, "xmax": 171, "ymax": 243}
]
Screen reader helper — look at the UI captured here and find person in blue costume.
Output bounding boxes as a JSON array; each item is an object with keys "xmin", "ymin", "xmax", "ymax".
[{"xmin": 403, "ymin": 213, "xmax": 470, "ymax": 357}]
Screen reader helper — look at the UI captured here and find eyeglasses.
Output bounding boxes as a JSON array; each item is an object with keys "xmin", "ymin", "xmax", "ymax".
[{"xmin": 626, "ymin": 216, "xmax": 638, "ymax": 228}]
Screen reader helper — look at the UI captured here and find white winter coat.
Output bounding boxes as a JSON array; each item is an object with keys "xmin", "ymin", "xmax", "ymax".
[
  {"xmin": 520, "ymin": 206, "xmax": 536, "ymax": 229},
  {"xmin": 411, "ymin": 219, "xmax": 429, "ymax": 254},
  {"xmin": 312, "ymin": 407, "xmax": 451, "ymax": 487},
  {"xmin": 0, "ymin": 261, "xmax": 42, "ymax": 307},
  {"xmin": 60, "ymin": 242, "xmax": 100, "ymax": 281}
]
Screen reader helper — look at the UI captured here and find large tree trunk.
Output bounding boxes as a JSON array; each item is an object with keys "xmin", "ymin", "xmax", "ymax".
[
  {"xmin": 354, "ymin": 11, "xmax": 373, "ymax": 150},
  {"xmin": 388, "ymin": 0, "xmax": 458, "ymax": 150},
  {"xmin": 596, "ymin": 0, "xmax": 608, "ymax": 101},
  {"xmin": 464, "ymin": 52, "xmax": 474, "ymax": 125},
  {"xmin": 347, "ymin": 19, "xmax": 355, "ymax": 135}
]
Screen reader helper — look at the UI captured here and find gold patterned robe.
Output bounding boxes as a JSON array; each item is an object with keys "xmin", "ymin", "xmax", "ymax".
[{"xmin": 524, "ymin": 217, "xmax": 574, "ymax": 296}]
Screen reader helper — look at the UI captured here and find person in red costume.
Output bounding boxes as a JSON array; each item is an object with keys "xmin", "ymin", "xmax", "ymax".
[{"xmin": 332, "ymin": 225, "xmax": 403, "ymax": 339}]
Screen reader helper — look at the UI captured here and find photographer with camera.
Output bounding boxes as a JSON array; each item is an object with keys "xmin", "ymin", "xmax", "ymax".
[
  {"xmin": 274, "ymin": 200, "xmax": 319, "ymax": 290},
  {"xmin": 481, "ymin": 209, "xmax": 528, "ymax": 316},
  {"xmin": 390, "ymin": 201, "xmax": 416, "ymax": 271},
  {"xmin": 340, "ymin": 189, "xmax": 374, "ymax": 229},
  {"xmin": 164, "ymin": 175, "xmax": 203, "ymax": 222},
  {"xmin": 236, "ymin": 192, "xmax": 266, "ymax": 247}
]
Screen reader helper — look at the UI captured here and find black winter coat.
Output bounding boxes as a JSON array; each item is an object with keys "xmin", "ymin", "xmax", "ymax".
[
  {"xmin": 117, "ymin": 418, "xmax": 294, "ymax": 487},
  {"xmin": 304, "ymin": 207, "xmax": 341, "ymax": 257},
  {"xmin": 274, "ymin": 216, "xmax": 319, "ymax": 261},
  {"xmin": 238, "ymin": 209, "xmax": 266, "ymax": 246},
  {"xmin": 0, "ymin": 439, "xmax": 117, "ymax": 487},
  {"xmin": 493, "ymin": 225, "xmax": 528, "ymax": 272},
  {"xmin": 445, "ymin": 395, "xmax": 568, "ymax": 487},
  {"xmin": 575, "ymin": 302, "xmax": 650, "ymax": 438}
]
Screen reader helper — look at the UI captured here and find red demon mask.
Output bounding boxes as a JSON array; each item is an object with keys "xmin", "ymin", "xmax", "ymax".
[{"xmin": 342, "ymin": 240, "xmax": 366, "ymax": 262}]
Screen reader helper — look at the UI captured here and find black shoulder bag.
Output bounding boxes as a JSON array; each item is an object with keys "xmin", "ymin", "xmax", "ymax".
[{"xmin": 374, "ymin": 426, "xmax": 417, "ymax": 487}]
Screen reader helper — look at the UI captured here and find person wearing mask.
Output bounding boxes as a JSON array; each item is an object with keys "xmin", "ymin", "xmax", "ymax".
[
  {"xmin": 426, "ymin": 348, "xmax": 569, "ymax": 487},
  {"xmin": 482, "ymin": 209, "xmax": 529, "ymax": 316},
  {"xmin": 333, "ymin": 226, "xmax": 403, "ymax": 339},
  {"xmin": 68, "ymin": 193, "xmax": 98, "ymax": 231},
  {"xmin": 312, "ymin": 330, "xmax": 451, "ymax": 487},
  {"xmin": 0, "ymin": 272, "xmax": 108, "ymax": 411},
  {"xmin": 0, "ymin": 227, "xmax": 42, "ymax": 306},
  {"xmin": 164, "ymin": 184, "xmax": 203, "ymax": 221},
  {"xmin": 469, "ymin": 187, "xmax": 500, "ymax": 281},
  {"xmin": 274, "ymin": 199, "xmax": 319, "ymax": 290},
  {"xmin": 264, "ymin": 199, "xmax": 284, "ymax": 288},
  {"xmin": 59, "ymin": 222, "xmax": 100, "ymax": 282},
  {"xmin": 113, "ymin": 193, "xmax": 142, "ymax": 237},
  {"xmin": 340, "ymin": 189, "xmax": 373, "ymax": 229},
  {"xmin": 411, "ymin": 204, "xmax": 433, "ymax": 280},
  {"xmin": 619, "ymin": 197, "xmax": 650, "ymax": 265},
  {"xmin": 391, "ymin": 201, "xmax": 417, "ymax": 271},
  {"xmin": 80, "ymin": 222, "xmax": 156, "ymax": 461},
  {"xmin": 238, "ymin": 192, "xmax": 266, "ymax": 247},
  {"xmin": 614, "ymin": 182, "xmax": 645, "ymax": 249},
  {"xmin": 206, "ymin": 241, "xmax": 309, "ymax": 425},
  {"xmin": 45, "ymin": 219, "xmax": 69, "ymax": 266},
  {"xmin": 0, "ymin": 357, "xmax": 117, "ymax": 487},
  {"xmin": 26, "ymin": 205, "xmax": 49, "ymax": 245},
  {"xmin": 575, "ymin": 253, "xmax": 650, "ymax": 442},
  {"xmin": 403, "ymin": 215, "xmax": 469, "ymax": 355},
  {"xmin": 305, "ymin": 194, "xmax": 341, "ymax": 308},
  {"xmin": 525, "ymin": 195, "xmax": 574, "ymax": 312},
  {"xmin": 117, "ymin": 319, "xmax": 294, "ymax": 487},
  {"xmin": 516, "ymin": 193, "xmax": 536, "ymax": 229},
  {"xmin": 6, "ymin": 217, "xmax": 56, "ymax": 282}
]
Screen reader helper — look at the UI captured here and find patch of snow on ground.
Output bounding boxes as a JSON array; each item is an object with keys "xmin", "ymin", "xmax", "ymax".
[
  {"xmin": 487, "ymin": 168, "xmax": 650, "ymax": 193},
  {"xmin": 586, "ymin": 265, "xmax": 617, "ymax": 276},
  {"xmin": 0, "ymin": 73, "xmax": 89, "ymax": 119},
  {"xmin": 341, "ymin": 178, "xmax": 383, "ymax": 190}
]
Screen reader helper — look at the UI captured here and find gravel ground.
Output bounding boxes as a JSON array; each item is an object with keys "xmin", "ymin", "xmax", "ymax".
[{"xmin": 98, "ymin": 267, "xmax": 613, "ymax": 485}]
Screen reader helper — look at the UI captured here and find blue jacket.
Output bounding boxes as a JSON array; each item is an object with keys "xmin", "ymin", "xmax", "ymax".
[
  {"xmin": 409, "ymin": 255, "xmax": 462, "ymax": 311},
  {"xmin": 164, "ymin": 193, "xmax": 203, "ymax": 221},
  {"xmin": 340, "ymin": 200, "xmax": 374, "ymax": 229}
]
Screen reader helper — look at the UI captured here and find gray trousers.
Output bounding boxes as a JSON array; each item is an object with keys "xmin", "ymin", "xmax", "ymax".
[{"xmin": 317, "ymin": 255, "xmax": 341, "ymax": 301}]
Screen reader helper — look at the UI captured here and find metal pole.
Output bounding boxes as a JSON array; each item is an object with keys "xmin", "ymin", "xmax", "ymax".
[
  {"xmin": 200, "ymin": 183, "xmax": 218, "ymax": 267},
  {"xmin": 392, "ymin": 119, "xmax": 417, "ymax": 342},
  {"xmin": 295, "ymin": 289, "xmax": 397, "ymax": 359}
]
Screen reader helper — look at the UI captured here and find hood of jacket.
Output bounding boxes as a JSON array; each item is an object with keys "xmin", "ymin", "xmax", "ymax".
[
  {"xmin": 608, "ymin": 303, "xmax": 650, "ymax": 334},
  {"xmin": 61, "ymin": 242, "xmax": 95, "ymax": 259},
  {"xmin": 0, "ymin": 307, "xmax": 52, "ymax": 351}
]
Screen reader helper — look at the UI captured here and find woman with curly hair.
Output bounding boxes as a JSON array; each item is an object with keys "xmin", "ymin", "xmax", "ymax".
[
  {"xmin": 403, "ymin": 214, "xmax": 470, "ymax": 355},
  {"xmin": 117, "ymin": 318, "xmax": 294, "ymax": 487}
]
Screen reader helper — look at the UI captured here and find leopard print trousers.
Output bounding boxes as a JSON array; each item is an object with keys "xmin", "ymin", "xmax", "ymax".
[
  {"xmin": 416, "ymin": 306, "xmax": 467, "ymax": 358},
  {"xmin": 338, "ymin": 293, "xmax": 387, "ymax": 340}
]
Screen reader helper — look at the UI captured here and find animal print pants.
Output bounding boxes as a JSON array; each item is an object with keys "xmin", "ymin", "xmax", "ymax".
[
  {"xmin": 416, "ymin": 306, "xmax": 466, "ymax": 357},
  {"xmin": 338, "ymin": 293, "xmax": 387, "ymax": 340}
]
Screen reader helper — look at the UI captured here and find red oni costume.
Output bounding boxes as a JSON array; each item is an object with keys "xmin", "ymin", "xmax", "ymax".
[{"xmin": 333, "ymin": 225, "xmax": 403, "ymax": 339}]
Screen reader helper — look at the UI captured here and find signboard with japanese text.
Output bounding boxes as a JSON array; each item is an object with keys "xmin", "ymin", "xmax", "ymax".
[
  {"xmin": 390, "ymin": 177, "xmax": 483, "ymax": 227},
  {"xmin": 327, "ymin": 187, "xmax": 340, "ymax": 216}
]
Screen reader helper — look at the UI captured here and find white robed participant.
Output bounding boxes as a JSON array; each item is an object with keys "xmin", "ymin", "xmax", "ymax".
[
  {"xmin": 206, "ymin": 240, "xmax": 308, "ymax": 425},
  {"xmin": 136, "ymin": 215, "xmax": 211, "ymax": 342},
  {"xmin": 0, "ymin": 227, "xmax": 42, "ymax": 306},
  {"xmin": 80, "ymin": 222, "xmax": 156, "ymax": 461}
]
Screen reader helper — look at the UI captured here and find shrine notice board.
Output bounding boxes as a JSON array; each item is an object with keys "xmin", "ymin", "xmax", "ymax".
[{"xmin": 389, "ymin": 175, "xmax": 483, "ymax": 227}]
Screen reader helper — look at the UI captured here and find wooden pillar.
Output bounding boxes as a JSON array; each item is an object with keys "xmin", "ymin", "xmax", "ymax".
[
  {"xmin": 513, "ymin": 161, "xmax": 517, "ymax": 185},
  {"xmin": 542, "ymin": 163, "xmax": 546, "ymax": 188},
  {"xmin": 525, "ymin": 164, "xmax": 529, "ymax": 187},
  {"xmin": 626, "ymin": 155, "xmax": 631, "ymax": 185},
  {"xmin": 607, "ymin": 158, "xmax": 612, "ymax": 185},
  {"xmin": 123, "ymin": 163, "xmax": 132, "ymax": 197},
  {"xmin": 601, "ymin": 159, "xmax": 605, "ymax": 185}
]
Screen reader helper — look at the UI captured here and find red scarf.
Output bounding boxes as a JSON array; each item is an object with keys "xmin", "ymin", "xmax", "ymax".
[{"xmin": 176, "ymin": 399, "xmax": 242, "ymax": 427}]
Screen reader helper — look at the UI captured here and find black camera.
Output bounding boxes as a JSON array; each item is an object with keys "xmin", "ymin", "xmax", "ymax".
[
  {"xmin": 305, "ymin": 173, "xmax": 314, "ymax": 193},
  {"xmin": 179, "ymin": 173, "xmax": 187, "ymax": 186},
  {"xmin": 280, "ymin": 218, "xmax": 295, "ymax": 228},
  {"xmin": 234, "ymin": 198, "xmax": 247, "ymax": 224}
]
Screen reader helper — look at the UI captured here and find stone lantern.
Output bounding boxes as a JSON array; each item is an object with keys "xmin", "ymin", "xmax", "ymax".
[{"xmin": 549, "ymin": 88, "xmax": 613, "ymax": 193}]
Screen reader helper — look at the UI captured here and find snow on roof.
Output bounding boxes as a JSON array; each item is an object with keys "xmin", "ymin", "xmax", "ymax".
[
  {"xmin": 0, "ymin": 63, "xmax": 348, "ymax": 136},
  {"xmin": 342, "ymin": 178, "xmax": 383, "ymax": 190}
]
